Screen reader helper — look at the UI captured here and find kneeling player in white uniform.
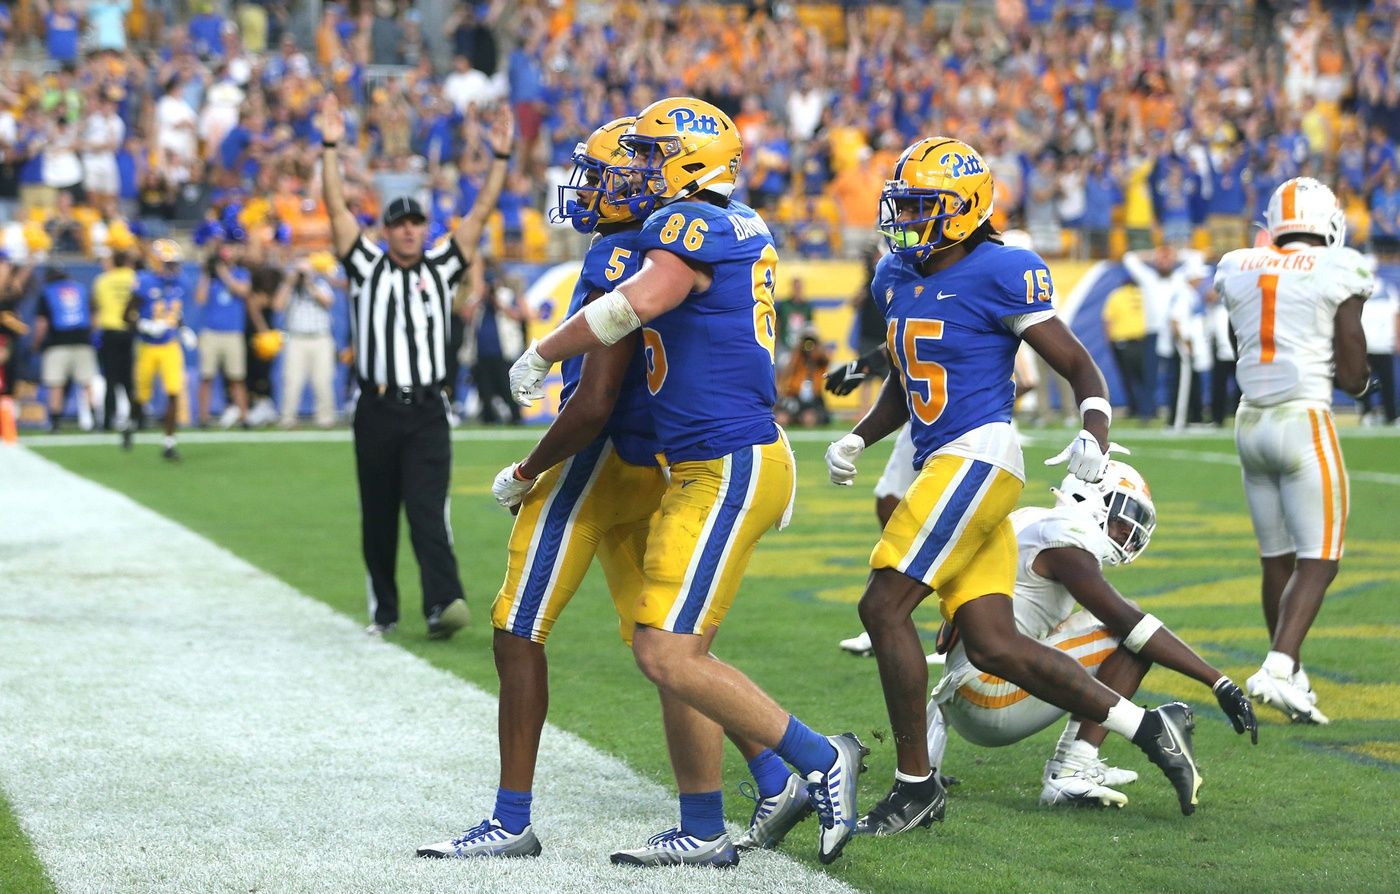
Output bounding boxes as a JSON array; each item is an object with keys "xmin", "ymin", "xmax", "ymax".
[
  {"xmin": 927, "ymin": 461, "xmax": 1258, "ymax": 807},
  {"xmin": 1214, "ymin": 177, "xmax": 1374, "ymax": 725}
]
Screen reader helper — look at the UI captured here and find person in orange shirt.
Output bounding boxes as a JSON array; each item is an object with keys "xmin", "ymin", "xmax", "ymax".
[{"xmin": 829, "ymin": 146, "xmax": 883, "ymax": 230}]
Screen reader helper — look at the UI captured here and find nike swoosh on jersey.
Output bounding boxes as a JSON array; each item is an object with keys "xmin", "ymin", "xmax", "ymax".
[{"xmin": 936, "ymin": 291, "xmax": 956, "ymax": 300}]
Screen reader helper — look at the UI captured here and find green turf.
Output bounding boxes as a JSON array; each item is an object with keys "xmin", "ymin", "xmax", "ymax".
[
  {"xmin": 0, "ymin": 792, "xmax": 55, "ymax": 894},
  {"xmin": 24, "ymin": 430, "xmax": 1400, "ymax": 893}
]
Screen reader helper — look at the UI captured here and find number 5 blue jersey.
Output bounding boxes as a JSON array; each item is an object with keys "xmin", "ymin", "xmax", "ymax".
[
  {"xmin": 636, "ymin": 199, "xmax": 780, "ymax": 463},
  {"xmin": 873, "ymin": 240, "xmax": 1056, "ymax": 469},
  {"xmin": 559, "ymin": 226, "xmax": 660, "ymax": 467}
]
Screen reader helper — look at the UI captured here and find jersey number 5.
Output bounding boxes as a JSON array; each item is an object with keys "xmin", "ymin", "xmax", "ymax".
[
  {"xmin": 604, "ymin": 247, "xmax": 633, "ymax": 282},
  {"xmin": 887, "ymin": 318, "xmax": 947, "ymax": 425}
]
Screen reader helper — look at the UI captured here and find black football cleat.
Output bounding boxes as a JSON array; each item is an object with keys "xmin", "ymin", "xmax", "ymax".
[
  {"xmin": 1136, "ymin": 702, "xmax": 1202, "ymax": 816},
  {"xmin": 855, "ymin": 774, "xmax": 946, "ymax": 836}
]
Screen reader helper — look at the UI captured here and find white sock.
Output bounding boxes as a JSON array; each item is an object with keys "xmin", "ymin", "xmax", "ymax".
[
  {"xmin": 1052, "ymin": 720, "xmax": 1082, "ymax": 760},
  {"xmin": 1264, "ymin": 650, "xmax": 1296, "ymax": 677},
  {"xmin": 1102, "ymin": 699, "xmax": 1146, "ymax": 739},
  {"xmin": 163, "ymin": 435, "xmax": 177, "ymax": 450},
  {"xmin": 1061, "ymin": 739, "xmax": 1099, "ymax": 772},
  {"xmin": 895, "ymin": 769, "xmax": 932, "ymax": 785}
]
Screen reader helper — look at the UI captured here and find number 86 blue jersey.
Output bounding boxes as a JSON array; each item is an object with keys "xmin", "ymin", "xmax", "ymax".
[{"xmin": 636, "ymin": 199, "xmax": 780, "ymax": 463}]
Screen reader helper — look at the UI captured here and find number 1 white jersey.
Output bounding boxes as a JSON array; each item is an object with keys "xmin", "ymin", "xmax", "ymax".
[{"xmin": 1213, "ymin": 244, "xmax": 1374, "ymax": 406}]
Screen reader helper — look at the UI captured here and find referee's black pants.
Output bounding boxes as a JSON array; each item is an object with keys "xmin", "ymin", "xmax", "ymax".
[
  {"xmin": 98, "ymin": 329, "xmax": 133, "ymax": 431},
  {"xmin": 353, "ymin": 389, "xmax": 465, "ymax": 626}
]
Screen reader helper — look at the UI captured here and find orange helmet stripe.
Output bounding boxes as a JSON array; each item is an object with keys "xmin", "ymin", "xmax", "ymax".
[{"xmin": 1280, "ymin": 179, "xmax": 1297, "ymax": 220}]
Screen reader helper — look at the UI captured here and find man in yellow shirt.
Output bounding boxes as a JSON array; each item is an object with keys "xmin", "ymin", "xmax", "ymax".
[
  {"xmin": 1103, "ymin": 282, "xmax": 1150, "ymax": 419},
  {"xmin": 92, "ymin": 250, "xmax": 137, "ymax": 432}
]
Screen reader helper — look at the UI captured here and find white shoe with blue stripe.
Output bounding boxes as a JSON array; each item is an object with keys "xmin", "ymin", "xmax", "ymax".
[
  {"xmin": 810, "ymin": 732, "xmax": 870, "ymax": 865},
  {"xmin": 416, "ymin": 818, "xmax": 542, "ymax": 859},
  {"xmin": 733, "ymin": 774, "xmax": 814, "ymax": 850},
  {"xmin": 609, "ymin": 827, "xmax": 739, "ymax": 868}
]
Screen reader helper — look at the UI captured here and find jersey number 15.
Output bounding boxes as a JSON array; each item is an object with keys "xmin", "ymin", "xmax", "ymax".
[{"xmin": 887, "ymin": 318, "xmax": 948, "ymax": 425}]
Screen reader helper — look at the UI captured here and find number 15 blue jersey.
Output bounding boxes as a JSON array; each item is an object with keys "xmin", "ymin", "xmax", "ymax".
[
  {"xmin": 873, "ymin": 240, "xmax": 1056, "ymax": 469},
  {"xmin": 636, "ymin": 199, "xmax": 780, "ymax": 463}
]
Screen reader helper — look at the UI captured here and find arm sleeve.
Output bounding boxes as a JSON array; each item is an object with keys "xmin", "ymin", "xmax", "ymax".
[{"xmin": 994, "ymin": 246, "xmax": 1057, "ymax": 334}]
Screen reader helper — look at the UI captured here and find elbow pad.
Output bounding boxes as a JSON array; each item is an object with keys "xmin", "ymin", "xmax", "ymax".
[{"xmin": 582, "ymin": 289, "xmax": 642, "ymax": 346}]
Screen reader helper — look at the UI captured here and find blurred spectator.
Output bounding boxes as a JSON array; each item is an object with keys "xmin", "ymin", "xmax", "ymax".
[
  {"xmin": 93, "ymin": 250, "xmax": 137, "ymax": 431},
  {"xmin": 444, "ymin": 55, "xmax": 497, "ymax": 114},
  {"xmin": 82, "ymin": 92, "xmax": 125, "ymax": 216},
  {"xmin": 37, "ymin": 0, "xmax": 82, "ymax": 66},
  {"xmin": 1102, "ymin": 281, "xmax": 1150, "ymax": 420},
  {"xmin": 1373, "ymin": 169, "xmax": 1400, "ymax": 259},
  {"xmin": 775, "ymin": 277, "xmax": 814, "ymax": 357},
  {"xmin": 1203, "ymin": 284, "xmax": 1237, "ymax": 427},
  {"xmin": 1360, "ymin": 273, "xmax": 1399, "ymax": 425},
  {"xmin": 196, "ymin": 239, "xmax": 251, "ymax": 428},
  {"xmin": 466, "ymin": 260, "xmax": 525, "ymax": 425},
  {"xmin": 1165, "ymin": 259, "xmax": 1210, "ymax": 428},
  {"xmin": 1082, "ymin": 155, "xmax": 1120, "ymax": 260},
  {"xmin": 33, "ymin": 267, "xmax": 95, "ymax": 431},
  {"xmin": 86, "ymin": 0, "xmax": 131, "ymax": 52},
  {"xmin": 273, "ymin": 254, "xmax": 337, "ymax": 429},
  {"xmin": 41, "ymin": 115, "xmax": 83, "ymax": 205},
  {"xmin": 776, "ymin": 326, "xmax": 830, "ymax": 428},
  {"xmin": 447, "ymin": 2, "xmax": 499, "ymax": 77},
  {"xmin": 368, "ymin": 1, "xmax": 405, "ymax": 66},
  {"xmin": 1024, "ymin": 153, "xmax": 1062, "ymax": 257}
]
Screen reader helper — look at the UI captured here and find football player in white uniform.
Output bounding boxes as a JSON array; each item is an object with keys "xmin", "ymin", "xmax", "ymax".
[
  {"xmin": 1214, "ymin": 177, "xmax": 1375, "ymax": 725},
  {"xmin": 923, "ymin": 462, "xmax": 1257, "ymax": 810}
]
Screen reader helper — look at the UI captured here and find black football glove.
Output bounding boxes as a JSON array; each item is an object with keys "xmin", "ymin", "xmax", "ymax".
[
  {"xmin": 824, "ymin": 358, "xmax": 868, "ymax": 396},
  {"xmin": 1213, "ymin": 677, "xmax": 1258, "ymax": 744}
]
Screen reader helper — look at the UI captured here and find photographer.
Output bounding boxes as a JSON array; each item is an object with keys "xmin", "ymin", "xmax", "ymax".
[
  {"xmin": 194, "ymin": 234, "xmax": 251, "ymax": 428},
  {"xmin": 775, "ymin": 325, "xmax": 831, "ymax": 428},
  {"xmin": 272, "ymin": 253, "xmax": 337, "ymax": 429}
]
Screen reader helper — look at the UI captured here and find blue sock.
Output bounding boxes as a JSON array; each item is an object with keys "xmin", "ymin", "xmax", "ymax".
[
  {"xmin": 678, "ymin": 790, "xmax": 726, "ymax": 840},
  {"xmin": 493, "ymin": 787, "xmax": 532, "ymax": 834},
  {"xmin": 747, "ymin": 748, "xmax": 792, "ymax": 800},
  {"xmin": 775, "ymin": 715, "xmax": 836, "ymax": 777}
]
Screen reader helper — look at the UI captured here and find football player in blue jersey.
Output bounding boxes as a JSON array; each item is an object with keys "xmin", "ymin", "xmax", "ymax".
[
  {"xmin": 825, "ymin": 138, "xmax": 1205, "ymax": 833},
  {"xmin": 420, "ymin": 116, "xmax": 810, "ymax": 863},
  {"xmin": 508, "ymin": 97, "xmax": 867, "ymax": 868},
  {"xmin": 124, "ymin": 239, "xmax": 193, "ymax": 461}
]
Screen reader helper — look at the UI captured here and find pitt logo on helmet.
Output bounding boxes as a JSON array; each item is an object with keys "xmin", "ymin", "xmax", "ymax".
[
  {"xmin": 550, "ymin": 116, "xmax": 638, "ymax": 234},
  {"xmin": 879, "ymin": 137, "xmax": 995, "ymax": 262},
  {"xmin": 666, "ymin": 107, "xmax": 721, "ymax": 136},
  {"xmin": 605, "ymin": 97, "xmax": 742, "ymax": 218}
]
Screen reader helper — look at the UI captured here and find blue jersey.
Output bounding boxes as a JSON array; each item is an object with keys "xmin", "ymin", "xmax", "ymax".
[
  {"xmin": 873, "ymin": 241, "xmax": 1055, "ymax": 469},
  {"xmin": 40, "ymin": 280, "xmax": 92, "ymax": 332},
  {"xmin": 559, "ymin": 226, "xmax": 659, "ymax": 467},
  {"xmin": 202, "ymin": 267, "xmax": 248, "ymax": 332},
  {"xmin": 637, "ymin": 199, "xmax": 779, "ymax": 462},
  {"xmin": 134, "ymin": 271, "xmax": 188, "ymax": 346}
]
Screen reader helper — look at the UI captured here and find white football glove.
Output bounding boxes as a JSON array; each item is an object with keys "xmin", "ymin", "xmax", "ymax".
[
  {"xmin": 136, "ymin": 318, "xmax": 171, "ymax": 339},
  {"xmin": 492, "ymin": 462, "xmax": 535, "ymax": 509},
  {"xmin": 1044, "ymin": 428, "xmax": 1110, "ymax": 483},
  {"xmin": 509, "ymin": 341, "xmax": 551, "ymax": 406},
  {"xmin": 179, "ymin": 326, "xmax": 198, "ymax": 351},
  {"xmin": 825, "ymin": 433, "xmax": 866, "ymax": 486}
]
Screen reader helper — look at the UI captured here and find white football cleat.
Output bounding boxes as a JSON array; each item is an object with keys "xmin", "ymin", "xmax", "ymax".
[
  {"xmin": 1248, "ymin": 666, "xmax": 1329, "ymax": 724},
  {"xmin": 417, "ymin": 818, "xmax": 542, "ymax": 859},
  {"xmin": 1044, "ymin": 757, "xmax": 1137, "ymax": 788},
  {"xmin": 1041, "ymin": 767, "xmax": 1128, "ymax": 808},
  {"xmin": 838, "ymin": 631, "xmax": 873, "ymax": 656}
]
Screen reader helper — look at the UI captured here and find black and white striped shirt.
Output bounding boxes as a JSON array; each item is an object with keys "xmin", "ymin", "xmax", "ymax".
[{"xmin": 341, "ymin": 235, "xmax": 467, "ymax": 388}]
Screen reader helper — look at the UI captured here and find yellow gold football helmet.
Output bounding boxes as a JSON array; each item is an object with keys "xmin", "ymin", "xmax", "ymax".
[
  {"xmin": 879, "ymin": 137, "xmax": 995, "ymax": 261},
  {"xmin": 607, "ymin": 97, "xmax": 742, "ymax": 216},
  {"xmin": 551, "ymin": 116, "xmax": 638, "ymax": 234},
  {"xmin": 151, "ymin": 238, "xmax": 185, "ymax": 267}
]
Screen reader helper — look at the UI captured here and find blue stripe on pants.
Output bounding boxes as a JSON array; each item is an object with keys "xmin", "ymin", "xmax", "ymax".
[
  {"xmin": 903, "ymin": 459, "xmax": 994, "ymax": 582},
  {"xmin": 674, "ymin": 447, "xmax": 754, "ymax": 634},
  {"xmin": 511, "ymin": 437, "xmax": 607, "ymax": 637}
]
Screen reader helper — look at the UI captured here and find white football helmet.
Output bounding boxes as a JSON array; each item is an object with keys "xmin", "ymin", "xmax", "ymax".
[
  {"xmin": 1053, "ymin": 460, "xmax": 1156, "ymax": 565},
  {"xmin": 1264, "ymin": 177, "xmax": 1346, "ymax": 248}
]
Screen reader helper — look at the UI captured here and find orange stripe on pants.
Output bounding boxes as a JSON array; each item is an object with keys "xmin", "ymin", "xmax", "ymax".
[
  {"xmin": 1308, "ymin": 410, "xmax": 1335, "ymax": 559},
  {"xmin": 1322, "ymin": 411, "xmax": 1348, "ymax": 559}
]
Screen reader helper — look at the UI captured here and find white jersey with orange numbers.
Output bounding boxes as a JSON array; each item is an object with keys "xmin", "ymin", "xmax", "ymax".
[{"xmin": 1213, "ymin": 242, "xmax": 1375, "ymax": 407}]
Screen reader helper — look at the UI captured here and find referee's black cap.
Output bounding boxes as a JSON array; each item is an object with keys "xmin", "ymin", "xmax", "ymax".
[{"xmin": 383, "ymin": 196, "xmax": 427, "ymax": 226}]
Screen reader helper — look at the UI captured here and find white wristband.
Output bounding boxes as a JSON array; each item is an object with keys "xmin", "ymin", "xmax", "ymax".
[
  {"xmin": 1079, "ymin": 396, "xmax": 1112, "ymax": 425},
  {"xmin": 1123, "ymin": 613, "xmax": 1163, "ymax": 653},
  {"xmin": 582, "ymin": 289, "xmax": 642, "ymax": 346}
]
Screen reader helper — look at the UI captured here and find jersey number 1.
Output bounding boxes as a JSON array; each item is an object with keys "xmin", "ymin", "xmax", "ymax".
[
  {"xmin": 887, "ymin": 318, "xmax": 948, "ymax": 425},
  {"xmin": 1258, "ymin": 273, "xmax": 1277, "ymax": 364}
]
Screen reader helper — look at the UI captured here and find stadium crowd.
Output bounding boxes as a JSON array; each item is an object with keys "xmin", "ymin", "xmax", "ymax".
[{"xmin": 0, "ymin": 0, "xmax": 1398, "ymax": 431}]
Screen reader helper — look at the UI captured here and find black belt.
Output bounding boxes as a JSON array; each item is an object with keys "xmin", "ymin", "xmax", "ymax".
[{"xmin": 360, "ymin": 379, "xmax": 444, "ymax": 406}]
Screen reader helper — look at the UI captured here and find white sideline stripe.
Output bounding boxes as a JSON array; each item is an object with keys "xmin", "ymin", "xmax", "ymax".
[{"xmin": 0, "ymin": 447, "xmax": 853, "ymax": 894}]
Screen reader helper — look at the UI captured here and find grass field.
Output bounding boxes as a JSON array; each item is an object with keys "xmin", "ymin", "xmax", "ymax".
[{"xmin": 11, "ymin": 427, "xmax": 1400, "ymax": 893}]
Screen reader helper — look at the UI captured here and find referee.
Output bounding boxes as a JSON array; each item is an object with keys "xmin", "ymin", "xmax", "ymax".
[{"xmin": 320, "ymin": 93, "xmax": 515, "ymax": 639}]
